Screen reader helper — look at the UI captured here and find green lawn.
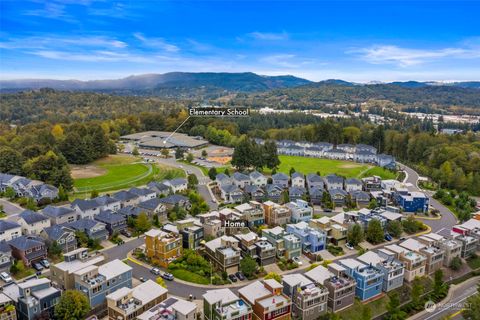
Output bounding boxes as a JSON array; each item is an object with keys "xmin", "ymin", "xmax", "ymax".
[
  {"xmin": 169, "ymin": 268, "xmax": 210, "ymax": 284},
  {"xmin": 73, "ymin": 155, "xmax": 184, "ymax": 196},
  {"xmin": 359, "ymin": 166, "xmax": 397, "ymax": 180},
  {"xmin": 467, "ymin": 256, "xmax": 480, "ymax": 270},
  {"xmin": 339, "ymin": 296, "xmax": 389, "ymax": 320}
]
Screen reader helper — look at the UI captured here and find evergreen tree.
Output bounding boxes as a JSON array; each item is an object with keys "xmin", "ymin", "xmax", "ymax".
[
  {"xmin": 366, "ymin": 219, "xmax": 384, "ymax": 244},
  {"xmin": 347, "ymin": 223, "xmax": 364, "ymax": 246}
]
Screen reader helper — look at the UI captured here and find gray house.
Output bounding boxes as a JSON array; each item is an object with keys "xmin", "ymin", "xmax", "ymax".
[
  {"xmin": 117, "ymin": 205, "xmax": 144, "ymax": 218},
  {"xmin": 309, "ymin": 186, "xmax": 324, "ymax": 205},
  {"xmin": 147, "ymin": 181, "xmax": 171, "ymax": 196},
  {"xmin": 112, "ymin": 190, "xmax": 140, "ymax": 208},
  {"xmin": 289, "ymin": 186, "xmax": 306, "ymax": 201},
  {"xmin": 266, "ymin": 184, "xmax": 283, "ymax": 202},
  {"xmin": 330, "ymin": 189, "xmax": 348, "ymax": 206},
  {"xmin": 0, "ymin": 242, "xmax": 12, "ymax": 271},
  {"xmin": 306, "ymin": 174, "xmax": 324, "ymax": 190},
  {"xmin": 67, "ymin": 218, "xmax": 108, "ymax": 241},
  {"xmin": 232, "ymin": 172, "xmax": 251, "ymax": 189},
  {"xmin": 244, "ymin": 185, "xmax": 265, "ymax": 201},
  {"xmin": 350, "ymin": 190, "xmax": 371, "ymax": 207},
  {"xmin": 41, "ymin": 205, "xmax": 77, "ymax": 225},
  {"xmin": 272, "ymin": 173, "xmax": 289, "ymax": 188},
  {"xmin": 94, "ymin": 210, "xmax": 127, "ymax": 235},
  {"xmin": 345, "ymin": 178, "xmax": 363, "ymax": 193},
  {"xmin": 41, "ymin": 225, "xmax": 77, "ymax": 253},
  {"xmin": 219, "ymin": 184, "xmax": 244, "ymax": 204},
  {"xmin": 137, "ymin": 198, "xmax": 168, "ymax": 220},
  {"xmin": 324, "ymin": 175, "xmax": 344, "ymax": 191}
]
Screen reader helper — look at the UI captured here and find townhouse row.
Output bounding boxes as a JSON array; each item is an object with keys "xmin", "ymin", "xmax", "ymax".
[{"xmin": 0, "ymin": 173, "xmax": 58, "ymax": 203}]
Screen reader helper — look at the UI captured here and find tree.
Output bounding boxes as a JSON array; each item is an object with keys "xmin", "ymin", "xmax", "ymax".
[
  {"xmin": 186, "ymin": 153, "xmax": 194, "ymax": 163},
  {"xmin": 386, "ymin": 220, "xmax": 403, "ymax": 238},
  {"xmin": 10, "ymin": 260, "xmax": 26, "ymax": 275},
  {"xmin": 22, "ymin": 150, "xmax": 73, "ymax": 190},
  {"xmin": 410, "ymin": 278, "xmax": 424, "ymax": 310},
  {"xmin": 0, "ymin": 146, "xmax": 24, "ymax": 175},
  {"xmin": 231, "ymin": 137, "xmax": 257, "ymax": 170},
  {"xmin": 264, "ymin": 272, "xmax": 282, "ymax": 283},
  {"xmin": 134, "ymin": 212, "xmax": 152, "ymax": 233},
  {"xmin": 449, "ymin": 256, "xmax": 462, "ymax": 271},
  {"xmin": 463, "ymin": 284, "xmax": 480, "ymax": 320},
  {"xmin": 368, "ymin": 198, "xmax": 378, "ymax": 209},
  {"xmin": 90, "ymin": 190, "xmax": 99, "ymax": 198},
  {"xmin": 201, "ymin": 150, "xmax": 208, "ymax": 157},
  {"xmin": 48, "ymin": 241, "xmax": 63, "ymax": 258},
  {"xmin": 187, "ymin": 174, "xmax": 198, "ymax": 189},
  {"xmin": 208, "ymin": 167, "xmax": 217, "ymax": 180},
  {"xmin": 156, "ymin": 277, "xmax": 167, "ymax": 288},
  {"xmin": 224, "ymin": 168, "xmax": 230, "ymax": 176},
  {"xmin": 347, "ymin": 223, "xmax": 364, "ymax": 246},
  {"xmin": 322, "ymin": 191, "xmax": 334, "ymax": 209},
  {"xmin": 281, "ymin": 190, "xmax": 290, "ymax": 204},
  {"xmin": 132, "ymin": 147, "xmax": 140, "ymax": 156},
  {"xmin": 54, "ymin": 290, "xmax": 90, "ymax": 320},
  {"xmin": 57, "ymin": 185, "xmax": 68, "ymax": 201},
  {"xmin": 385, "ymin": 291, "xmax": 407, "ymax": 320},
  {"xmin": 5, "ymin": 187, "xmax": 16, "ymax": 200},
  {"xmin": 175, "ymin": 148, "xmax": 185, "ymax": 159},
  {"xmin": 366, "ymin": 219, "xmax": 384, "ymax": 244},
  {"xmin": 263, "ymin": 140, "xmax": 280, "ymax": 170},
  {"xmin": 51, "ymin": 124, "xmax": 64, "ymax": 140},
  {"xmin": 240, "ymin": 255, "xmax": 258, "ymax": 278},
  {"xmin": 433, "ymin": 269, "xmax": 447, "ymax": 298},
  {"xmin": 343, "ymin": 126, "xmax": 361, "ymax": 144},
  {"xmin": 289, "ymin": 167, "xmax": 296, "ymax": 176},
  {"xmin": 161, "ymin": 149, "xmax": 170, "ymax": 158},
  {"xmin": 402, "ymin": 215, "xmax": 425, "ymax": 234}
]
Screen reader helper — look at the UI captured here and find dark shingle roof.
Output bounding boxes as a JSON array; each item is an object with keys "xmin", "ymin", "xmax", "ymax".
[
  {"xmin": 291, "ymin": 172, "xmax": 304, "ymax": 179},
  {"xmin": 159, "ymin": 194, "xmax": 189, "ymax": 205},
  {"xmin": 71, "ymin": 199, "xmax": 98, "ymax": 211},
  {"xmin": 95, "ymin": 210, "xmax": 126, "ymax": 224},
  {"xmin": 117, "ymin": 206, "xmax": 143, "ymax": 217},
  {"xmin": 67, "ymin": 218, "xmax": 105, "ymax": 231},
  {"xmin": 272, "ymin": 173, "xmax": 289, "ymax": 181},
  {"xmin": 43, "ymin": 225, "xmax": 74, "ymax": 241},
  {"xmin": 233, "ymin": 172, "xmax": 250, "ymax": 181},
  {"xmin": 329, "ymin": 189, "xmax": 348, "ymax": 196},
  {"xmin": 42, "ymin": 205, "xmax": 75, "ymax": 218},
  {"xmin": 249, "ymin": 171, "xmax": 264, "ymax": 179},
  {"xmin": 147, "ymin": 181, "xmax": 170, "ymax": 192},
  {"xmin": 112, "ymin": 190, "xmax": 138, "ymax": 201},
  {"xmin": 219, "ymin": 184, "xmax": 242, "ymax": 194},
  {"xmin": 289, "ymin": 186, "xmax": 306, "ymax": 195},
  {"xmin": 346, "ymin": 178, "xmax": 362, "ymax": 185},
  {"xmin": 0, "ymin": 220, "xmax": 20, "ymax": 232},
  {"xmin": 129, "ymin": 187, "xmax": 155, "ymax": 196},
  {"xmin": 8, "ymin": 236, "xmax": 45, "ymax": 251},
  {"xmin": 138, "ymin": 198, "xmax": 164, "ymax": 210},
  {"xmin": 169, "ymin": 178, "xmax": 187, "ymax": 186},
  {"xmin": 325, "ymin": 175, "xmax": 344, "ymax": 184},
  {"xmin": 94, "ymin": 196, "xmax": 119, "ymax": 206},
  {"xmin": 19, "ymin": 210, "xmax": 49, "ymax": 224}
]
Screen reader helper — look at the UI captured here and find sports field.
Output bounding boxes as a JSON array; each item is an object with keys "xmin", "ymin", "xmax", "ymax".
[
  {"xmin": 276, "ymin": 155, "xmax": 396, "ymax": 179},
  {"xmin": 72, "ymin": 155, "xmax": 184, "ymax": 195}
]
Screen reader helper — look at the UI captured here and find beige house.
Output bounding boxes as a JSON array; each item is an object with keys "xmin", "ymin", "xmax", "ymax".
[{"xmin": 16, "ymin": 210, "xmax": 51, "ymax": 235}]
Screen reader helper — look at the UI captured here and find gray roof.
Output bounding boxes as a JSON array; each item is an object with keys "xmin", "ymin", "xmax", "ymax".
[
  {"xmin": 0, "ymin": 241, "xmax": 11, "ymax": 254},
  {"xmin": 95, "ymin": 210, "xmax": 126, "ymax": 224},
  {"xmin": 147, "ymin": 181, "xmax": 170, "ymax": 191},
  {"xmin": 289, "ymin": 186, "xmax": 306, "ymax": 195},
  {"xmin": 138, "ymin": 198, "xmax": 165, "ymax": 210},
  {"xmin": 113, "ymin": 190, "xmax": 139, "ymax": 201},
  {"xmin": 233, "ymin": 172, "xmax": 250, "ymax": 181},
  {"xmin": 291, "ymin": 172, "xmax": 304, "ymax": 179},
  {"xmin": 0, "ymin": 220, "xmax": 20, "ymax": 232},
  {"xmin": 129, "ymin": 187, "xmax": 155, "ymax": 196},
  {"xmin": 169, "ymin": 178, "xmax": 187, "ymax": 186},
  {"xmin": 159, "ymin": 194, "xmax": 189, "ymax": 205},
  {"xmin": 93, "ymin": 196, "xmax": 119, "ymax": 206},
  {"xmin": 330, "ymin": 188, "xmax": 348, "ymax": 196},
  {"xmin": 346, "ymin": 178, "xmax": 362, "ymax": 185},
  {"xmin": 272, "ymin": 173, "xmax": 289, "ymax": 181},
  {"xmin": 42, "ymin": 205, "xmax": 76, "ymax": 218},
  {"xmin": 8, "ymin": 236, "xmax": 45, "ymax": 251},
  {"xmin": 309, "ymin": 186, "xmax": 324, "ymax": 196},
  {"xmin": 244, "ymin": 185, "xmax": 264, "ymax": 194},
  {"xmin": 43, "ymin": 225, "xmax": 74, "ymax": 241},
  {"xmin": 117, "ymin": 205, "xmax": 143, "ymax": 217},
  {"xmin": 249, "ymin": 171, "xmax": 264, "ymax": 179},
  {"xmin": 266, "ymin": 184, "xmax": 283, "ymax": 193},
  {"xmin": 71, "ymin": 199, "xmax": 98, "ymax": 211},
  {"xmin": 67, "ymin": 218, "xmax": 105, "ymax": 231},
  {"xmin": 306, "ymin": 174, "xmax": 323, "ymax": 183},
  {"xmin": 220, "ymin": 184, "xmax": 242, "ymax": 194},
  {"xmin": 19, "ymin": 210, "xmax": 49, "ymax": 224},
  {"xmin": 325, "ymin": 174, "xmax": 344, "ymax": 184}
]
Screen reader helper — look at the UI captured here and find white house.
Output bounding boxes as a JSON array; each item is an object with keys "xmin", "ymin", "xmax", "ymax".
[
  {"xmin": 163, "ymin": 178, "xmax": 188, "ymax": 192},
  {"xmin": 233, "ymin": 172, "xmax": 251, "ymax": 189},
  {"xmin": 16, "ymin": 210, "xmax": 51, "ymax": 235},
  {"xmin": 0, "ymin": 220, "xmax": 22, "ymax": 242},
  {"xmin": 345, "ymin": 178, "xmax": 363, "ymax": 193},
  {"xmin": 291, "ymin": 172, "xmax": 305, "ymax": 188},
  {"xmin": 129, "ymin": 187, "xmax": 157, "ymax": 203},
  {"xmin": 249, "ymin": 171, "xmax": 267, "ymax": 187}
]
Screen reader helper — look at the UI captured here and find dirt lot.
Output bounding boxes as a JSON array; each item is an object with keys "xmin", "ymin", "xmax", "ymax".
[{"xmin": 70, "ymin": 165, "xmax": 107, "ymax": 179}]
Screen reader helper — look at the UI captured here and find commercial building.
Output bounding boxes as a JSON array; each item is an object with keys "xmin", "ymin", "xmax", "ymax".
[
  {"xmin": 145, "ymin": 229, "xmax": 182, "ymax": 268},
  {"xmin": 120, "ymin": 131, "xmax": 208, "ymax": 149}
]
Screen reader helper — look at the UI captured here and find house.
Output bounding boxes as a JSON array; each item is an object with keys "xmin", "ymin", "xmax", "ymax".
[
  {"xmin": 272, "ymin": 173, "xmax": 290, "ymax": 188},
  {"xmin": 50, "ymin": 248, "xmax": 105, "ymax": 290},
  {"xmin": 244, "ymin": 184, "xmax": 265, "ymax": 201},
  {"xmin": 8, "ymin": 236, "xmax": 47, "ymax": 267},
  {"xmin": 309, "ymin": 186, "xmax": 324, "ymax": 205},
  {"xmin": 377, "ymin": 154, "xmax": 396, "ymax": 168},
  {"xmin": 233, "ymin": 172, "xmax": 251, "ymax": 188},
  {"xmin": 263, "ymin": 201, "xmax": 291, "ymax": 226},
  {"xmin": 16, "ymin": 210, "xmax": 51, "ymax": 235},
  {"xmin": 262, "ymin": 227, "xmax": 301, "ymax": 260},
  {"xmin": 117, "ymin": 205, "xmax": 143, "ymax": 218},
  {"xmin": 282, "ymin": 273, "xmax": 328, "ymax": 319},
  {"xmin": 254, "ymin": 240, "xmax": 276, "ymax": 266},
  {"xmin": 74, "ymin": 259, "xmax": 132, "ymax": 308},
  {"xmin": 250, "ymin": 171, "xmax": 267, "ymax": 187},
  {"xmin": 158, "ymin": 194, "xmax": 191, "ymax": 210},
  {"xmin": 338, "ymin": 258, "xmax": 383, "ymax": 301},
  {"xmin": 353, "ymin": 150, "xmax": 377, "ymax": 163},
  {"xmin": 324, "ymin": 148, "xmax": 348, "ymax": 160},
  {"xmin": 179, "ymin": 224, "xmax": 204, "ymax": 250},
  {"xmin": 266, "ymin": 184, "xmax": 283, "ymax": 202},
  {"xmin": 92, "ymin": 196, "xmax": 121, "ymax": 212},
  {"xmin": 3, "ymin": 278, "xmax": 61, "ymax": 320},
  {"xmin": 323, "ymin": 175, "xmax": 344, "ymax": 191},
  {"xmin": 137, "ymin": 198, "xmax": 167, "ymax": 220},
  {"xmin": 286, "ymin": 199, "xmax": 312, "ymax": 223},
  {"xmin": 385, "ymin": 244, "xmax": 426, "ymax": 282},
  {"xmin": 279, "ymin": 144, "xmax": 305, "ymax": 156},
  {"xmin": 291, "ymin": 172, "xmax": 305, "ymax": 188},
  {"xmin": 128, "ymin": 187, "xmax": 157, "ymax": 202},
  {"xmin": 288, "ymin": 186, "xmax": 306, "ymax": 201},
  {"xmin": 329, "ymin": 189, "xmax": 348, "ymax": 206},
  {"xmin": 345, "ymin": 178, "xmax": 363, "ymax": 193},
  {"xmin": 0, "ymin": 242, "xmax": 13, "ymax": 271},
  {"xmin": 337, "ymin": 144, "xmax": 355, "ymax": 154},
  {"xmin": 234, "ymin": 201, "xmax": 265, "ymax": 227},
  {"xmin": 71, "ymin": 199, "xmax": 101, "ymax": 220},
  {"xmin": 94, "ymin": 211, "xmax": 127, "ymax": 236},
  {"xmin": 198, "ymin": 212, "xmax": 224, "ymax": 238},
  {"xmin": 67, "ymin": 218, "xmax": 109, "ymax": 241},
  {"xmin": 40, "ymin": 225, "xmax": 77, "ymax": 253},
  {"xmin": 112, "ymin": 190, "xmax": 140, "ymax": 208},
  {"xmin": 219, "ymin": 184, "xmax": 244, "ymax": 204},
  {"xmin": 203, "ymin": 289, "xmax": 252, "ymax": 320},
  {"xmin": 455, "ymin": 234, "xmax": 478, "ymax": 258},
  {"xmin": 350, "ymin": 190, "xmax": 370, "ymax": 207},
  {"xmin": 362, "ymin": 176, "xmax": 383, "ymax": 192},
  {"xmin": 399, "ymin": 238, "xmax": 445, "ymax": 274},
  {"xmin": 106, "ymin": 280, "xmax": 168, "ymax": 320},
  {"xmin": 138, "ymin": 296, "xmax": 197, "ymax": 320},
  {"xmin": 204, "ymin": 236, "xmax": 241, "ymax": 274},
  {"xmin": 0, "ymin": 174, "xmax": 58, "ymax": 203},
  {"xmin": 286, "ymin": 222, "xmax": 327, "ymax": 254},
  {"xmin": 437, "ymin": 238, "xmax": 462, "ymax": 267},
  {"xmin": 0, "ymin": 221, "xmax": 22, "ymax": 242},
  {"xmin": 41, "ymin": 205, "xmax": 77, "ymax": 225},
  {"xmin": 215, "ymin": 173, "xmax": 234, "ymax": 187},
  {"xmin": 162, "ymin": 178, "xmax": 188, "ymax": 193},
  {"xmin": 238, "ymin": 279, "xmax": 292, "ymax": 320},
  {"xmin": 394, "ymin": 191, "xmax": 429, "ymax": 213},
  {"xmin": 0, "ymin": 292, "xmax": 16, "ymax": 320},
  {"xmin": 306, "ymin": 174, "xmax": 324, "ymax": 190},
  {"xmin": 310, "ymin": 217, "xmax": 348, "ymax": 246},
  {"xmin": 145, "ymin": 229, "xmax": 182, "ymax": 268},
  {"xmin": 146, "ymin": 181, "xmax": 171, "ymax": 196},
  {"xmin": 304, "ymin": 146, "xmax": 323, "ymax": 158},
  {"xmin": 359, "ymin": 250, "xmax": 404, "ymax": 292},
  {"xmin": 305, "ymin": 264, "xmax": 356, "ymax": 312}
]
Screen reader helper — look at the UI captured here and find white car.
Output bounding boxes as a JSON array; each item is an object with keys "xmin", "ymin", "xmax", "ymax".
[
  {"xmin": 292, "ymin": 256, "xmax": 303, "ymax": 265},
  {"xmin": 0, "ymin": 272, "xmax": 12, "ymax": 283},
  {"xmin": 345, "ymin": 243, "xmax": 355, "ymax": 250}
]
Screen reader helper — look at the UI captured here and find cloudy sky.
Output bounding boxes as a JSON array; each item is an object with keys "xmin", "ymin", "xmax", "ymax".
[{"xmin": 1, "ymin": 0, "xmax": 479, "ymax": 82}]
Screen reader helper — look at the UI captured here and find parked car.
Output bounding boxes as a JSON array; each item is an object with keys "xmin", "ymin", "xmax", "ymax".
[
  {"xmin": 292, "ymin": 256, "xmax": 303, "ymax": 265},
  {"xmin": 0, "ymin": 272, "xmax": 12, "ymax": 283},
  {"xmin": 121, "ymin": 229, "xmax": 132, "ymax": 238},
  {"xmin": 399, "ymin": 237, "xmax": 406, "ymax": 241},
  {"xmin": 33, "ymin": 262, "xmax": 44, "ymax": 271},
  {"xmin": 150, "ymin": 267, "xmax": 161, "ymax": 275},
  {"xmin": 235, "ymin": 271, "xmax": 246, "ymax": 281},
  {"xmin": 228, "ymin": 274, "xmax": 237, "ymax": 282},
  {"xmin": 384, "ymin": 234, "xmax": 393, "ymax": 241},
  {"xmin": 345, "ymin": 242, "xmax": 355, "ymax": 250},
  {"xmin": 40, "ymin": 259, "xmax": 50, "ymax": 268},
  {"xmin": 139, "ymin": 277, "xmax": 147, "ymax": 282},
  {"xmin": 162, "ymin": 272, "xmax": 174, "ymax": 281}
]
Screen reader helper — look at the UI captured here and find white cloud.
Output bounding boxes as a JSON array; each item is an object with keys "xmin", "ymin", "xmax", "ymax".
[
  {"xmin": 0, "ymin": 36, "xmax": 127, "ymax": 50},
  {"xmin": 248, "ymin": 31, "xmax": 288, "ymax": 41},
  {"xmin": 133, "ymin": 33, "xmax": 179, "ymax": 52},
  {"xmin": 352, "ymin": 45, "xmax": 480, "ymax": 67},
  {"xmin": 30, "ymin": 50, "xmax": 154, "ymax": 63}
]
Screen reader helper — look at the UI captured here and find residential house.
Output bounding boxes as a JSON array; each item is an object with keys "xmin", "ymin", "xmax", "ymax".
[
  {"xmin": 93, "ymin": 196, "xmax": 121, "ymax": 212},
  {"xmin": 337, "ymin": 144, "xmax": 355, "ymax": 154},
  {"xmin": 291, "ymin": 173, "xmax": 305, "ymax": 188},
  {"xmin": 286, "ymin": 199, "xmax": 312, "ymax": 223},
  {"xmin": 219, "ymin": 184, "xmax": 244, "ymax": 204},
  {"xmin": 70, "ymin": 199, "xmax": 103, "ymax": 220},
  {"xmin": 0, "ymin": 293, "xmax": 16, "ymax": 320},
  {"xmin": 306, "ymin": 174, "xmax": 324, "ymax": 190},
  {"xmin": 138, "ymin": 297, "xmax": 197, "ymax": 320},
  {"xmin": 263, "ymin": 201, "xmax": 291, "ymax": 226},
  {"xmin": 74, "ymin": 259, "xmax": 132, "ymax": 308},
  {"xmin": 305, "ymin": 264, "xmax": 356, "ymax": 312},
  {"xmin": 385, "ymin": 244, "xmax": 426, "ymax": 282},
  {"xmin": 67, "ymin": 218, "xmax": 109, "ymax": 241},
  {"xmin": 279, "ymin": 144, "xmax": 305, "ymax": 157},
  {"xmin": 359, "ymin": 250, "xmax": 404, "ymax": 292},
  {"xmin": 137, "ymin": 198, "xmax": 168, "ymax": 220},
  {"xmin": 234, "ymin": 201, "xmax": 265, "ymax": 227},
  {"xmin": 272, "ymin": 173, "xmax": 289, "ymax": 188},
  {"xmin": 254, "ymin": 240, "xmax": 276, "ymax": 266},
  {"xmin": 146, "ymin": 181, "xmax": 171, "ymax": 196},
  {"xmin": 40, "ymin": 225, "xmax": 77, "ymax": 253},
  {"xmin": 215, "ymin": 173, "xmax": 234, "ymax": 187},
  {"xmin": 288, "ymin": 187, "xmax": 306, "ymax": 202},
  {"xmin": 377, "ymin": 154, "xmax": 396, "ymax": 168},
  {"xmin": 309, "ymin": 186, "xmax": 324, "ymax": 205},
  {"xmin": 353, "ymin": 150, "xmax": 377, "ymax": 163},
  {"xmin": 399, "ymin": 238, "xmax": 444, "ymax": 274},
  {"xmin": 203, "ymin": 289, "xmax": 252, "ymax": 320},
  {"xmin": 344, "ymin": 178, "xmax": 363, "ymax": 193},
  {"xmin": 310, "ymin": 217, "xmax": 347, "ymax": 246},
  {"xmin": 94, "ymin": 211, "xmax": 127, "ymax": 236},
  {"xmin": 8, "ymin": 236, "xmax": 46, "ymax": 267},
  {"xmin": 218, "ymin": 208, "xmax": 245, "ymax": 236},
  {"xmin": 3, "ymin": 278, "xmax": 60, "ymax": 320},
  {"xmin": 349, "ymin": 190, "xmax": 370, "ymax": 208},
  {"xmin": 235, "ymin": 232, "xmax": 259, "ymax": 258},
  {"xmin": 233, "ymin": 172, "xmax": 251, "ymax": 189},
  {"xmin": 282, "ymin": 274, "xmax": 328, "ymax": 320},
  {"xmin": 106, "ymin": 280, "xmax": 168, "ymax": 320},
  {"xmin": 16, "ymin": 210, "xmax": 51, "ymax": 235},
  {"xmin": 162, "ymin": 178, "xmax": 188, "ymax": 193},
  {"xmin": 145, "ymin": 229, "xmax": 182, "ymax": 268},
  {"xmin": 117, "ymin": 206, "xmax": 143, "ymax": 219},
  {"xmin": 438, "ymin": 238, "xmax": 462, "ymax": 267},
  {"xmin": 265, "ymin": 184, "xmax": 283, "ymax": 203},
  {"xmin": 323, "ymin": 175, "xmax": 344, "ymax": 191},
  {"xmin": 394, "ymin": 191, "xmax": 429, "ymax": 213},
  {"xmin": 204, "ymin": 236, "xmax": 241, "ymax": 274},
  {"xmin": 244, "ymin": 185, "xmax": 265, "ymax": 202},
  {"xmin": 286, "ymin": 222, "xmax": 327, "ymax": 254},
  {"xmin": 112, "ymin": 190, "xmax": 140, "ymax": 208},
  {"xmin": 262, "ymin": 227, "xmax": 301, "ymax": 260},
  {"xmin": 128, "ymin": 187, "xmax": 157, "ymax": 202},
  {"xmin": 338, "ymin": 258, "xmax": 383, "ymax": 301},
  {"xmin": 324, "ymin": 149, "xmax": 348, "ymax": 160},
  {"xmin": 453, "ymin": 234, "xmax": 478, "ymax": 258},
  {"xmin": 41, "ymin": 205, "xmax": 77, "ymax": 225},
  {"xmin": 329, "ymin": 189, "xmax": 348, "ymax": 207},
  {"xmin": 304, "ymin": 146, "xmax": 323, "ymax": 158},
  {"xmin": 158, "ymin": 194, "xmax": 191, "ymax": 210},
  {"xmin": 0, "ymin": 242, "xmax": 13, "ymax": 272},
  {"xmin": 176, "ymin": 219, "xmax": 204, "ymax": 250},
  {"xmin": 0, "ymin": 221, "xmax": 21, "ymax": 242},
  {"xmin": 198, "ymin": 212, "xmax": 224, "ymax": 239},
  {"xmin": 250, "ymin": 171, "xmax": 267, "ymax": 187},
  {"xmin": 0, "ymin": 174, "xmax": 58, "ymax": 203},
  {"xmin": 50, "ymin": 248, "xmax": 105, "ymax": 290},
  {"xmin": 238, "ymin": 279, "xmax": 292, "ymax": 320},
  {"xmin": 362, "ymin": 176, "xmax": 382, "ymax": 192}
]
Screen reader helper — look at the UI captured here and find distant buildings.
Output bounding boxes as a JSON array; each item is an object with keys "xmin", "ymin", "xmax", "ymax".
[
  {"xmin": 120, "ymin": 131, "xmax": 208, "ymax": 149},
  {"xmin": 0, "ymin": 173, "xmax": 58, "ymax": 203}
]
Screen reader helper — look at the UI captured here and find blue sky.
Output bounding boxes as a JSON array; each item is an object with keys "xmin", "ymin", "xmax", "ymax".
[{"xmin": 1, "ymin": 1, "xmax": 479, "ymax": 82}]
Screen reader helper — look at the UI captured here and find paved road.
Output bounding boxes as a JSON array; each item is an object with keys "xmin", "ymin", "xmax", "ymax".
[
  {"xmin": 103, "ymin": 237, "xmax": 144, "ymax": 261},
  {"xmin": 399, "ymin": 163, "xmax": 458, "ymax": 232}
]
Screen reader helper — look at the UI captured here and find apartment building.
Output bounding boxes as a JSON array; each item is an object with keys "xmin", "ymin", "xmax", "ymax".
[
  {"xmin": 262, "ymin": 201, "xmax": 291, "ymax": 226},
  {"xmin": 305, "ymin": 264, "xmax": 356, "ymax": 312},
  {"xmin": 359, "ymin": 250, "xmax": 404, "ymax": 292},
  {"xmin": 205, "ymin": 236, "xmax": 241, "ymax": 274},
  {"xmin": 145, "ymin": 229, "xmax": 183, "ymax": 268},
  {"xmin": 239, "ymin": 279, "xmax": 292, "ymax": 320},
  {"xmin": 282, "ymin": 274, "xmax": 328, "ymax": 320},
  {"xmin": 285, "ymin": 199, "xmax": 312, "ymax": 223},
  {"xmin": 138, "ymin": 296, "xmax": 197, "ymax": 320},
  {"xmin": 338, "ymin": 258, "xmax": 383, "ymax": 301},
  {"xmin": 106, "ymin": 280, "xmax": 167, "ymax": 320},
  {"xmin": 203, "ymin": 288, "xmax": 253, "ymax": 320}
]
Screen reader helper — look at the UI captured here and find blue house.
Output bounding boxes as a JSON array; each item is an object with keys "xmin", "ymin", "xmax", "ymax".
[
  {"xmin": 394, "ymin": 191, "xmax": 429, "ymax": 213},
  {"xmin": 338, "ymin": 258, "xmax": 384, "ymax": 301},
  {"xmin": 74, "ymin": 259, "xmax": 132, "ymax": 308},
  {"xmin": 286, "ymin": 221, "xmax": 327, "ymax": 254}
]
